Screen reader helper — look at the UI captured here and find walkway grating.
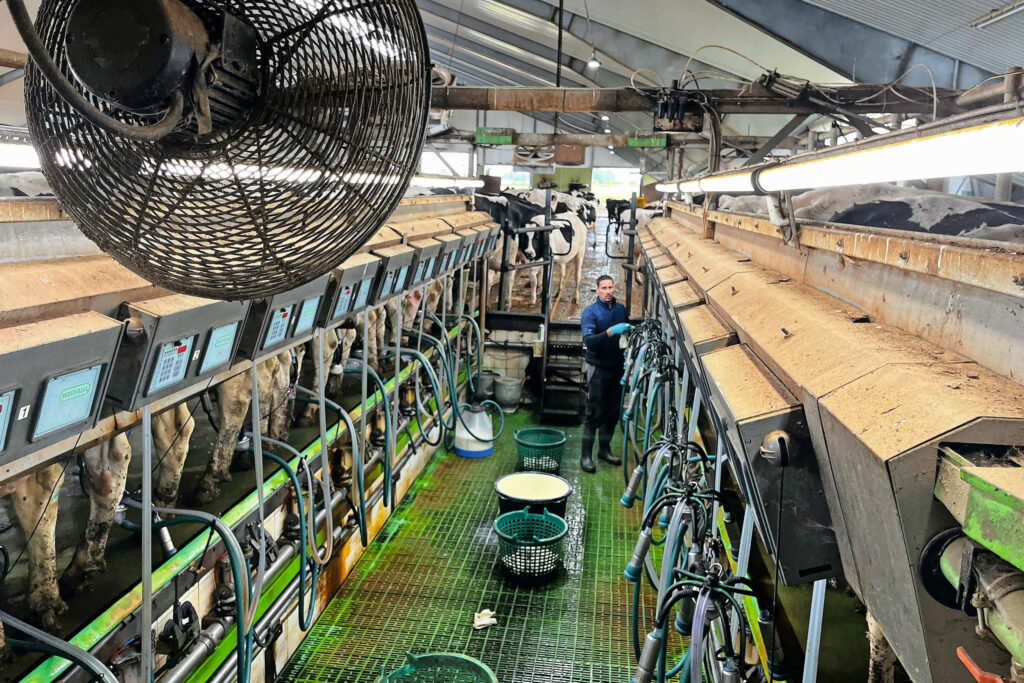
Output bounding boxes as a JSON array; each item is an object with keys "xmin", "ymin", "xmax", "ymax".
[{"xmin": 278, "ymin": 410, "xmax": 664, "ymax": 682}]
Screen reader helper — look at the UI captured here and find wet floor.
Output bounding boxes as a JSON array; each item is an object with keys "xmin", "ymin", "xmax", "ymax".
[
  {"xmin": 278, "ymin": 409, "xmax": 672, "ymax": 683},
  {"xmin": 491, "ymin": 217, "xmax": 644, "ymax": 321}
]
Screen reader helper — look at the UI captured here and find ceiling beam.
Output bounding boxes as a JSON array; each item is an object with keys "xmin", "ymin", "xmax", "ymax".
[{"xmin": 432, "ymin": 85, "xmax": 963, "ymax": 115}]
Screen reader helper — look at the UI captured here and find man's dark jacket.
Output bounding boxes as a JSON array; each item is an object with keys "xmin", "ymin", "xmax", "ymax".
[{"xmin": 581, "ymin": 297, "xmax": 628, "ymax": 368}]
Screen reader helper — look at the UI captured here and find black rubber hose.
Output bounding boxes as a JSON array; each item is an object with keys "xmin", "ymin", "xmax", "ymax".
[{"xmin": 6, "ymin": 0, "xmax": 184, "ymax": 141}]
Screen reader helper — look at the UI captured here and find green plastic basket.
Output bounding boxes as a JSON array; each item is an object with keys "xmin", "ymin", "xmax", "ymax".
[
  {"xmin": 376, "ymin": 651, "xmax": 498, "ymax": 682},
  {"xmin": 513, "ymin": 428, "xmax": 567, "ymax": 472},
  {"xmin": 493, "ymin": 508, "xmax": 567, "ymax": 578}
]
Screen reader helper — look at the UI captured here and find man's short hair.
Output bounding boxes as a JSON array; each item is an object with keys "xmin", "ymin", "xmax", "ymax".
[{"xmin": 596, "ymin": 274, "xmax": 614, "ymax": 287}]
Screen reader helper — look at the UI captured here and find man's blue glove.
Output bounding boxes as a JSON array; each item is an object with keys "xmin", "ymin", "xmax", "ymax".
[{"xmin": 608, "ymin": 322, "xmax": 631, "ymax": 336}]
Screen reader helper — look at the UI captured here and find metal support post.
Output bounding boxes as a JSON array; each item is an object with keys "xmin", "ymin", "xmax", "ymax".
[
  {"xmin": 625, "ymin": 192, "xmax": 637, "ymax": 315},
  {"xmin": 360, "ymin": 308, "xmax": 369, "ymax": 477},
  {"xmin": 141, "ymin": 403, "xmax": 153, "ymax": 682},
  {"xmin": 391, "ymin": 292, "xmax": 401, "ymax": 508},
  {"xmin": 802, "ymin": 579, "xmax": 828, "ymax": 683},
  {"xmin": 686, "ymin": 387, "xmax": 702, "ymax": 444}
]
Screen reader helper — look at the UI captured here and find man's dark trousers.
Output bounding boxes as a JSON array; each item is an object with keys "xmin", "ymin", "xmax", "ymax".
[{"xmin": 586, "ymin": 363, "xmax": 624, "ymax": 456}]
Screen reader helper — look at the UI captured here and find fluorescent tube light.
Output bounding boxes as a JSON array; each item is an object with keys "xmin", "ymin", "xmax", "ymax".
[
  {"xmin": 757, "ymin": 116, "xmax": 1024, "ymax": 192},
  {"xmin": 677, "ymin": 179, "xmax": 702, "ymax": 194},
  {"xmin": 654, "ymin": 182, "xmax": 677, "ymax": 193},
  {"xmin": 411, "ymin": 175, "xmax": 485, "ymax": 188},
  {"xmin": 699, "ymin": 172, "xmax": 755, "ymax": 194}
]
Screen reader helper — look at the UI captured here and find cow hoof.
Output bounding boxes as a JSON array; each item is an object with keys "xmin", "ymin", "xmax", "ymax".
[
  {"xmin": 193, "ymin": 485, "xmax": 219, "ymax": 506},
  {"xmin": 0, "ymin": 644, "xmax": 13, "ymax": 665},
  {"xmin": 58, "ymin": 569, "xmax": 98, "ymax": 599},
  {"xmin": 30, "ymin": 597, "xmax": 69, "ymax": 631}
]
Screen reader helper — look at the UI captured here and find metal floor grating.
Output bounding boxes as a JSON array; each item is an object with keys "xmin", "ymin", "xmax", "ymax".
[{"xmin": 278, "ymin": 410, "xmax": 675, "ymax": 682}]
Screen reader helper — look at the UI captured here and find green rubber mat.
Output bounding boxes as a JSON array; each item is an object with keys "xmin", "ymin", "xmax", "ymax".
[{"xmin": 279, "ymin": 411, "xmax": 667, "ymax": 682}]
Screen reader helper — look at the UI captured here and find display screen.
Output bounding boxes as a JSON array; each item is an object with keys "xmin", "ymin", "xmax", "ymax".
[
  {"xmin": 32, "ymin": 364, "xmax": 103, "ymax": 440},
  {"xmin": 200, "ymin": 321, "xmax": 239, "ymax": 373},
  {"xmin": 263, "ymin": 305, "xmax": 295, "ymax": 349},
  {"xmin": 148, "ymin": 335, "xmax": 197, "ymax": 395},
  {"xmin": 413, "ymin": 258, "xmax": 429, "ymax": 284},
  {"xmin": 333, "ymin": 283, "xmax": 356, "ymax": 318},
  {"xmin": 391, "ymin": 265, "xmax": 409, "ymax": 294},
  {"xmin": 294, "ymin": 296, "xmax": 321, "ymax": 334},
  {"xmin": 0, "ymin": 389, "xmax": 15, "ymax": 452},
  {"xmin": 354, "ymin": 277, "xmax": 374, "ymax": 310}
]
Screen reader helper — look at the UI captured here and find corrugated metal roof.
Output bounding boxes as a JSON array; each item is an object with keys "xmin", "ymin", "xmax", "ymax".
[{"xmin": 804, "ymin": 0, "xmax": 1024, "ymax": 75}]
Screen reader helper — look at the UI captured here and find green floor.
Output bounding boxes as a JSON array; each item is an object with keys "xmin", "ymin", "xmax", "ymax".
[{"xmin": 279, "ymin": 410, "xmax": 656, "ymax": 682}]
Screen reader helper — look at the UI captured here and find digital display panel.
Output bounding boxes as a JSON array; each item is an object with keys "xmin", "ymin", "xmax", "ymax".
[
  {"xmin": 263, "ymin": 305, "xmax": 295, "ymax": 349},
  {"xmin": 0, "ymin": 389, "xmax": 14, "ymax": 452},
  {"xmin": 32, "ymin": 364, "xmax": 103, "ymax": 440},
  {"xmin": 294, "ymin": 296, "xmax": 321, "ymax": 334},
  {"xmin": 148, "ymin": 335, "xmax": 197, "ymax": 395},
  {"xmin": 354, "ymin": 277, "xmax": 374, "ymax": 309},
  {"xmin": 381, "ymin": 269, "xmax": 397, "ymax": 296},
  {"xmin": 414, "ymin": 258, "xmax": 429, "ymax": 283},
  {"xmin": 200, "ymin": 321, "xmax": 240, "ymax": 373},
  {"xmin": 391, "ymin": 265, "xmax": 409, "ymax": 294},
  {"xmin": 333, "ymin": 283, "xmax": 356, "ymax": 318}
]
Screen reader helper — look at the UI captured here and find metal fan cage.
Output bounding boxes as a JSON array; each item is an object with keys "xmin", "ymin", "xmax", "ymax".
[{"xmin": 25, "ymin": 0, "xmax": 431, "ymax": 300}]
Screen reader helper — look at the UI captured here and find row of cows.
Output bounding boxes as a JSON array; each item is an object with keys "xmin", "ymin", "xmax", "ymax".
[
  {"xmin": 473, "ymin": 189, "xmax": 663, "ymax": 313},
  {"xmin": 0, "ymin": 278, "xmax": 448, "ymax": 664},
  {"xmin": 717, "ymin": 183, "xmax": 1024, "ymax": 242}
]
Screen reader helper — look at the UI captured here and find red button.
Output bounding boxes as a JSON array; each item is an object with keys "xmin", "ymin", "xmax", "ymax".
[{"xmin": 177, "ymin": 345, "xmax": 188, "ymax": 354}]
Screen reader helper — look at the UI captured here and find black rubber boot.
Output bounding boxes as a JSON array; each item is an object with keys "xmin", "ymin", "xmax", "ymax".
[
  {"xmin": 581, "ymin": 427, "xmax": 596, "ymax": 473},
  {"xmin": 598, "ymin": 434, "xmax": 622, "ymax": 466}
]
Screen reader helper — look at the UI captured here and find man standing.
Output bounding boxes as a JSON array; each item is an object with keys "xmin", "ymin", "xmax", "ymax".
[{"xmin": 579, "ymin": 274, "xmax": 631, "ymax": 473}]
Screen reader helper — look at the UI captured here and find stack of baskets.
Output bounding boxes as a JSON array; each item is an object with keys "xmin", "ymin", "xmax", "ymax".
[{"xmin": 490, "ymin": 427, "xmax": 572, "ymax": 581}]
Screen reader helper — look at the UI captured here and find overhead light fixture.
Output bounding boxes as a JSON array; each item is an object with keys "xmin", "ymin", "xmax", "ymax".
[
  {"xmin": 604, "ymin": 128, "xmax": 611, "ymax": 134},
  {"xmin": 654, "ymin": 182, "xmax": 678, "ymax": 193},
  {"xmin": 607, "ymin": 145, "xmax": 614, "ymax": 150},
  {"xmin": 971, "ymin": 0, "xmax": 1024, "ymax": 28},
  {"xmin": 601, "ymin": 115, "xmax": 610, "ymax": 121},
  {"xmin": 609, "ymin": 150, "xmax": 615, "ymax": 155},
  {"xmin": 756, "ymin": 115, "xmax": 1024, "ymax": 192},
  {"xmin": 677, "ymin": 179, "xmax": 702, "ymax": 194},
  {"xmin": 587, "ymin": 50, "xmax": 601, "ymax": 70}
]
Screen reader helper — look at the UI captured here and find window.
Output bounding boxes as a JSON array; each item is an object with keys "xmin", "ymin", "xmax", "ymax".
[
  {"xmin": 591, "ymin": 167, "xmax": 641, "ymax": 202},
  {"xmin": 420, "ymin": 151, "xmax": 470, "ymax": 176},
  {"xmin": 484, "ymin": 164, "xmax": 531, "ymax": 190}
]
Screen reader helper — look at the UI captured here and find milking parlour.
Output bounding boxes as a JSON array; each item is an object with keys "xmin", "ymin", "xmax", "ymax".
[{"xmin": 0, "ymin": 1, "xmax": 1023, "ymax": 682}]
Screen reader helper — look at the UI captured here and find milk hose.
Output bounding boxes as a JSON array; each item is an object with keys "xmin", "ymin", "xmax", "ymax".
[{"xmin": 264, "ymin": 452, "xmax": 317, "ymax": 631}]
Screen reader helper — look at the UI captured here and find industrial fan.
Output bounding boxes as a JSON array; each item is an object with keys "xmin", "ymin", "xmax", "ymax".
[{"xmin": 12, "ymin": 0, "xmax": 431, "ymax": 299}]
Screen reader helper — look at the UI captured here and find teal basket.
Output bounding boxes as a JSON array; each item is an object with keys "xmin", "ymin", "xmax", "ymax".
[
  {"xmin": 513, "ymin": 428, "xmax": 567, "ymax": 472},
  {"xmin": 376, "ymin": 651, "xmax": 498, "ymax": 683},
  {"xmin": 494, "ymin": 508, "xmax": 568, "ymax": 578}
]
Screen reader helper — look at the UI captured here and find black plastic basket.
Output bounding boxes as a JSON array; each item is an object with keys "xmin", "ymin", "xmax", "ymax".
[
  {"xmin": 493, "ymin": 508, "xmax": 567, "ymax": 579},
  {"xmin": 513, "ymin": 428, "xmax": 567, "ymax": 473}
]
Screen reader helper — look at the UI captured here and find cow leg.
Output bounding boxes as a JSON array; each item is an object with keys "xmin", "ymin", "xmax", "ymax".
[
  {"xmin": 152, "ymin": 403, "xmax": 195, "ymax": 508},
  {"xmin": 529, "ymin": 267, "xmax": 538, "ymax": 305},
  {"xmin": 60, "ymin": 433, "xmax": 132, "ymax": 596},
  {"xmin": 329, "ymin": 327, "xmax": 356, "ymax": 396},
  {"xmin": 9, "ymin": 464, "xmax": 67, "ymax": 629},
  {"xmin": 268, "ymin": 350, "xmax": 292, "ymax": 441},
  {"xmin": 0, "ymin": 617, "xmax": 8, "ymax": 664},
  {"xmin": 866, "ymin": 611, "xmax": 896, "ymax": 683},
  {"xmin": 300, "ymin": 330, "xmax": 340, "ymax": 426},
  {"xmin": 572, "ymin": 248, "xmax": 585, "ymax": 303},
  {"xmin": 551, "ymin": 261, "xmax": 570, "ymax": 318},
  {"xmin": 195, "ymin": 369, "xmax": 251, "ymax": 504}
]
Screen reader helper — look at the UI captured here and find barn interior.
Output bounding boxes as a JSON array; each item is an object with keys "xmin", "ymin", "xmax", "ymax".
[{"xmin": 0, "ymin": 1, "xmax": 1023, "ymax": 682}]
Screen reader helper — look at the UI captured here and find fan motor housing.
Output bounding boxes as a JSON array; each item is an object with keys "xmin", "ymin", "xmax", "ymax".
[{"xmin": 65, "ymin": 0, "xmax": 208, "ymax": 112}]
